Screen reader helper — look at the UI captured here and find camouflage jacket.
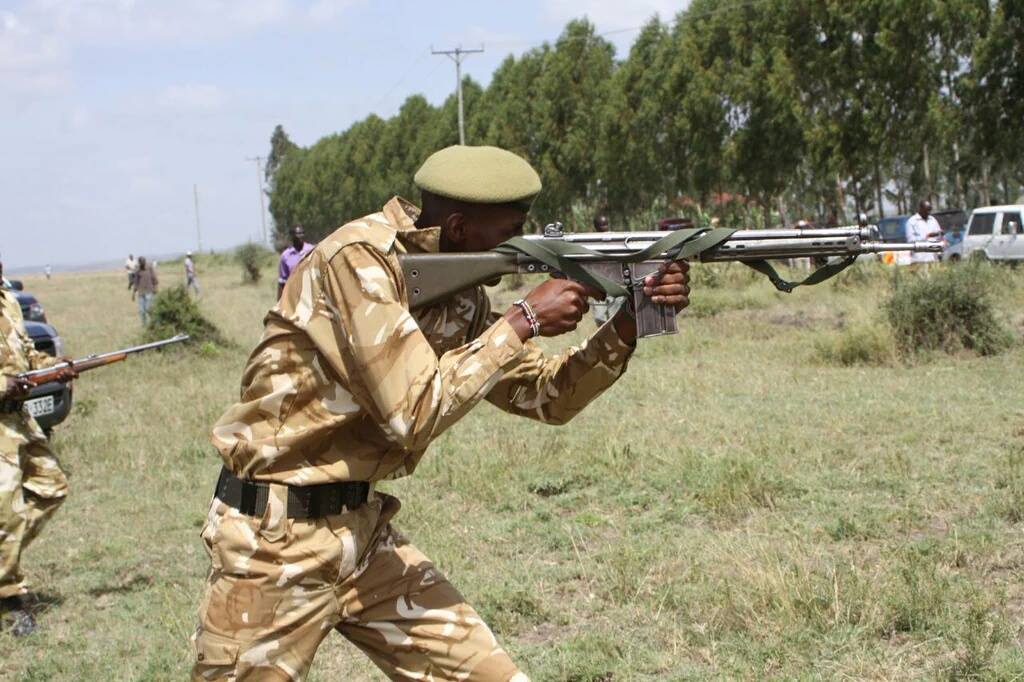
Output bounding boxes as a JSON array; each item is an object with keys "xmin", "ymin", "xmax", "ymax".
[
  {"xmin": 212, "ymin": 197, "xmax": 636, "ymax": 485},
  {"xmin": 0, "ymin": 289, "xmax": 55, "ymax": 376}
]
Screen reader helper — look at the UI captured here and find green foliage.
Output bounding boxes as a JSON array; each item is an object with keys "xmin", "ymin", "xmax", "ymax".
[
  {"xmin": 815, "ymin": 321, "xmax": 896, "ymax": 366},
  {"xmin": 265, "ymin": 3, "xmax": 1021, "ymax": 232},
  {"xmin": 885, "ymin": 264, "xmax": 1015, "ymax": 356},
  {"xmin": 880, "ymin": 544, "xmax": 953, "ymax": 636},
  {"xmin": 682, "ymin": 453, "xmax": 794, "ymax": 519},
  {"xmin": 265, "ymin": 124, "xmax": 297, "ymax": 185},
  {"xmin": 991, "ymin": 443, "xmax": 1024, "ymax": 523},
  {"xmin": 236, "ymin": 242, "xmax": 272, "ymax": 284},
  {"xmin": 142, "ymin": 285, "xmax": 231, "ymax": 348}
]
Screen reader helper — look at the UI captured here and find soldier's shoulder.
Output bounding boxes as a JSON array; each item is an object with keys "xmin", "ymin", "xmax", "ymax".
[
  {"xmin": 0, "ymin": 289, "xmax": 19, "ymax": 315},
  {"xmin": 317, "ymin": 212, "xmax": 398, "ymax": 262}
]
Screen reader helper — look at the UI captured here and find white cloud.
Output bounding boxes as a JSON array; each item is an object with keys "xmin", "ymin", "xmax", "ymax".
[
  {"xmin": 307, "ymin": 0, "xmax": 357, "ymax": 23},
  {"xmin": 0, "ymin": 0, "xmax": 362, "ymax": 97},
  {"xmin": 158, "ymin": 84, "xmax": 228, "ymax": 113},
  {"xmin": 541, "ymin": 0, "xmax": 690, "ymax": 29},
  {"xmin": 0, "ymin": 9, "xmax": 67, "ymax": 94}
]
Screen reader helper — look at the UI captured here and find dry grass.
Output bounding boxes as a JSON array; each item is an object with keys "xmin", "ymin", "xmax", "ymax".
[{"xmin": 1, "ymin": 257, "xmax": 1022, "ymax": 680}]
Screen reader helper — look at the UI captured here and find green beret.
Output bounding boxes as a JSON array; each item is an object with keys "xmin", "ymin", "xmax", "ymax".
[{"xmin": 414, "ymin": 145, "xmax": 542, "ymax": 208}]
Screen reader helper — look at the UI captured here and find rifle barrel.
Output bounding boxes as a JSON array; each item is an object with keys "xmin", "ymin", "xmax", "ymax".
[
  {"xmin": 17, "ymin": 333, "xmax": 190, "ymax": 382},
  {"xmin": 526, "ymin": 225, "xmax": 877, "ymax": 245}
]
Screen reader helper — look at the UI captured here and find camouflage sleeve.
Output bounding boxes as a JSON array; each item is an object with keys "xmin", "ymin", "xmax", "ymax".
[
  {"xmin": 484, "ymin": 315, "xmax": 635, "ymax": 425},
  {"xmin": 5, "ymin": 298, "xmax": 57, "ymax": 370},
  {"xmin": 307, "ymin": 244, "xmax": 527, "ymax": 452}
]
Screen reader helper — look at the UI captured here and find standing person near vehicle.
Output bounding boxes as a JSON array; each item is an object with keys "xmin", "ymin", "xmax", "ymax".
[
  {"xmin": 906, "ymin": 200, "xmax": 942, "ymax": 265},
  {"xmin": 133, "ymin": 257, "xmax": 158, "ymax": 325},
  {"xmin": 43, "ymin": 265, "xmax": 51, "ymax": 281},
  {"xmin": 184, "ymin": 251, "xmax": 200, "ymax": 297},
  {"xmin": 277, "ymin": 224, "xmax": 313, "ymax": 299},
  {"xmin": 125, "ymin": 254, "xmax": 138, "ymax": 291},
  {"xmin": 0, "ymin": 255, "xmax": 75, "ymax": 636},
  {"xmin": 189, "ymin": 145, "xmax": 691, "ymax": 681}
]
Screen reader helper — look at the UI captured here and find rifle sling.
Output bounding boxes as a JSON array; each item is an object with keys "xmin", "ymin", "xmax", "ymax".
[{"xmin": 494, "ymin": 229, "xmax": 857, "ymax": 296}]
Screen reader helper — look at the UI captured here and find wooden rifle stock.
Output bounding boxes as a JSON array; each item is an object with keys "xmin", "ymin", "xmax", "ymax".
[{"xmin": 15, "ymin": 334, "xmax": 189, "ymax": 387}]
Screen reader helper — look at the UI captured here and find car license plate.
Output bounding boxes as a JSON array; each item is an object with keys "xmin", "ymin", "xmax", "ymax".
[{"xmin": 25, "ymin": 395, "xmax": 55, "ymax": 418}]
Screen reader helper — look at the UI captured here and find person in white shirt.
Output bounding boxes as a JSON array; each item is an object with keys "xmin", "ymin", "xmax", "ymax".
[
  {"xmin": 125, "ymin": 254, "xmax": 138, "ymax": 290},
  {"xmin": 905, "ymin": 200, "xmax": 943, "ymax": 264},
  {"xmin": 184, "ymin": 251, "xmax": 200, "ymax": 296}
]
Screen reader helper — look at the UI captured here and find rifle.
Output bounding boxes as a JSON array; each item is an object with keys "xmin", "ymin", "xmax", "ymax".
[
  {"xmin": 15, "ymin": 334, "xmax": 190, "ymax": 387},
  {"xmin": 399, "ymin": 223, "xmax": 942, "ymax": 339}
]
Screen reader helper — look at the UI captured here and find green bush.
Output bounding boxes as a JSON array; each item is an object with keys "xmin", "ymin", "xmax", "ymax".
[
  {"xmin": 142, "ymin": 285, "xmax": 231, "ymax": 348},
  {"xmin": 815, "ymin": 321, "xmax": 896, "ymax": 366},
  {"xmin": 830, "ymin": 259, "xmax": 889, "ymax": 291},
  {"xmin": 885, "ymin": 264, "xmax": 1015, "ymax": 356},
  {"xmin": 690, "ymin": 262, "xmax": 761, "ymax": 289},
  {"xmin": 236, "ymin": 242, "xmax": 273, "ymax": 284}
]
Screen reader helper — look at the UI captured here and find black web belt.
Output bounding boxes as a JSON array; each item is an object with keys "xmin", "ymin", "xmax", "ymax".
[{"xmin": 215, "ymin": 467, "xmax": 370, "ymax": 519}]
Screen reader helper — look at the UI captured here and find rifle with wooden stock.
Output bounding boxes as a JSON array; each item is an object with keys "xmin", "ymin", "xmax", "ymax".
[
  {"xmin": 14, "ymin": 334, "xmax": 190, "ymax": 388},
  {"xmin": 399, "ymin": 223, "xmax": 942, "ymax": 339}
]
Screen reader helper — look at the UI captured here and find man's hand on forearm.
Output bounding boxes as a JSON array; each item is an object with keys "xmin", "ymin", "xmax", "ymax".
[{"xmin": 503, "ymin": 279, "xmax": 602, "ymax": 343}]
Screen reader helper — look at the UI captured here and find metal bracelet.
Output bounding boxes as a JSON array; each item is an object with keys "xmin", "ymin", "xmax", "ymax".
[{"xmin": 513, "ymin": 298, "xmax": 541, "ymax": 338}]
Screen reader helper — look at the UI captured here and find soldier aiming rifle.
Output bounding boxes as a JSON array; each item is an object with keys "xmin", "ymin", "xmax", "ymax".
[{"xmin": 188, "ymin": 144, "xmax": 938, "ymax": 681}]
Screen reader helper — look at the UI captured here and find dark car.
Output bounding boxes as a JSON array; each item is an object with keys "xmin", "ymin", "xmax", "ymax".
[
  {"xmin": 15, "ymin": 290, "xmax": 47, "ymax": 323},
  {"xmin": 0, "ymin": 278, "xmax": 46, "ymax": 322},
  {"xmin": 877, "ymin": 215, "xmax": 910, "ymax": 243},
  {"xmin": 21, "ymin": 320, "xmax": 73, "ymax": 433}
]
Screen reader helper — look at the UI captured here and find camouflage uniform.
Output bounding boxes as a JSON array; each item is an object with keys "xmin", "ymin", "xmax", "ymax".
[
  {"xmin": 0, "ymin": 289, "xmax": 67, "ymax": 600},
  {"xmin": 193, "ymin": 197, "xmax": 635, "ymax": 681}
]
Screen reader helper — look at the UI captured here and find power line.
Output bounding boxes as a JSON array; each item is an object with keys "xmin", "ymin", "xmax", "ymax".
[
  {"xmin": 369, "ymin": 50, "xmax": 432, "ymax": 113},
  {"xmin": 431, "ymin": 45, "xmax": 484, "ymax": 145}
]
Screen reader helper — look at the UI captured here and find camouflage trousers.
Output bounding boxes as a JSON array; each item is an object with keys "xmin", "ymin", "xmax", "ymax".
[
  {"xmin": 0, "ymin": 413, "xmax": 68, "ymax": 599},
  {"xmin": 191, "ymin": 486, "xmax": 527, "ymax": 681}
]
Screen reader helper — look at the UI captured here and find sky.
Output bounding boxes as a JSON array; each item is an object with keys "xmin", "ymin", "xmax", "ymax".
[{"xmin": 0, "ymin": 0, "xmax": 690, "ymax": 271}]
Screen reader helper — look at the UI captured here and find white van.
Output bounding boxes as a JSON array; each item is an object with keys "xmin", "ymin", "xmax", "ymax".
[{"xmin": 944, "ymin": 205, "xmax": 1024, "ymax": 262}]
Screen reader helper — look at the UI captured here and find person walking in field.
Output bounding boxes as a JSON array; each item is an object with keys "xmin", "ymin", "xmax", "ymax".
[
  {"xmin": 277, "ymin": 224, "xmax": 313, "ymax": 299},
  {"xmin": 133, "ymin": 257, "xmax": 158, "ymax": 325},
  {"xmin": 906, "ymin": 200, "xmax": 943, "ymax": 266},
  {"xmin": 189, "ymin": 145, "xmax": 692, "ymax": 680},
  {"xmin": 184, "ymin": 251, "xmax": 200, "ymax": 297},
  {"xmin": 0, "ymin": 254, "xmax": 76, "ymax": 636},
  {"xmin": 125, "ymin": 253, "xmax": 138, "ymax": 292}
]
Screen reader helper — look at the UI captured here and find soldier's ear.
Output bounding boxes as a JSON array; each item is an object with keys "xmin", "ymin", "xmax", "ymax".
[{"xmin": 442, "ymin": 211, "xmax": 468, "ymax": 249}]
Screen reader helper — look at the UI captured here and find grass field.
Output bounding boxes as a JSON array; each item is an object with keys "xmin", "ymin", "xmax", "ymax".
[{"xmin": 1, "ymin": 256, "xmax": 1022, "ymax": 680}]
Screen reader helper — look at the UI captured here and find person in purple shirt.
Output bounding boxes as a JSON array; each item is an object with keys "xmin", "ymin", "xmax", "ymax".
[{"xmin": 278, "ymin": 224, "xmax": 313, "ymax": 298}]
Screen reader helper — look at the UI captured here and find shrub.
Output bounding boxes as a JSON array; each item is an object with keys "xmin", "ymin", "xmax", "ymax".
[
  {"xmin": 690, "ymin": 262, "xmax": 761, "ymax": 289},
  {"xmin": 815, "ymin": 321, "xmax": 896, "ymax": 366},
  {"xmin": 830, "ymin": 259, "xmax": 889, "ymax": 291},
  {"xmin": 142, "ymin": 285, "xmax": 231, "ymax": 348},
  {"xmin": 236, "ymin": 242, "xmax": 272, "ymax": 284},
  {"xmin": 885, "ymin": 264, "xmax": 1015, "ymax": 356}
]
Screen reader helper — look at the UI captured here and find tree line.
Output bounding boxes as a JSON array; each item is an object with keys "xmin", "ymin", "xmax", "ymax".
[{"xmin": 266, "ymin": 0, "xmax": 1023, "ymax": 242}]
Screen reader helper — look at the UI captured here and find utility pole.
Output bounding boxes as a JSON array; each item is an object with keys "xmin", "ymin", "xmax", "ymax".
[
  {"xmin": 193, "ymin": 183, "xmax": 203, "ymax": 252},
  {"xmin": 246, "ymin": 155, "xmax": 269, "ymax": 245},
  {"xmin": 431, "ymin": 45, "xmax": 484, "ymax": 145}
]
